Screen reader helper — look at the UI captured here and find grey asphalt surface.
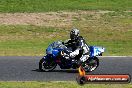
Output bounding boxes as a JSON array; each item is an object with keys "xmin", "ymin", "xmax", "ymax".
[{"xmin": 0, "ymin": 56, "xmax": 132, "ymax": 81}]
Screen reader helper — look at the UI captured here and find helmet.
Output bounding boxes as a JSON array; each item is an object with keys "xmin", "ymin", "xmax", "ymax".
[{"xmin": 70, "ymin": 28, "xmax": 80, "ymax": 40}]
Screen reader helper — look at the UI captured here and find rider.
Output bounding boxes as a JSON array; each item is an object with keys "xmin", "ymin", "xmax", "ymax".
[{"xmin": 63, "ymin": 28, "xmax": 89, "ymax": 63}]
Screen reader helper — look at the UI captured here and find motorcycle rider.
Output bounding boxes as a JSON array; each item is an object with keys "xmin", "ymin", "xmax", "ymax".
[{"xmin": 63, "ymin": 28, "xmax": 89, "ymax": 64}]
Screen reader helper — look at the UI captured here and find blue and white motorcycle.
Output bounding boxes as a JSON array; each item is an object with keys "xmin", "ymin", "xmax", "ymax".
[{"xmin": 39, "ymin": 41, "xmax": 105, "ymax": 72}]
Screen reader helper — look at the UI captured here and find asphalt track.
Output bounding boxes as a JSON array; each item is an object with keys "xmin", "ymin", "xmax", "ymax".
[{"xmin": 0, "ymin": 56, "xmax": 132, "ymax": 81}]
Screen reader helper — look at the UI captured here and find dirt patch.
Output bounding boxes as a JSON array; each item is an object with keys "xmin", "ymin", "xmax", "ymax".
[{"xmin": 0, "ymin": 11, "xmax": 108, "ymax": 28}]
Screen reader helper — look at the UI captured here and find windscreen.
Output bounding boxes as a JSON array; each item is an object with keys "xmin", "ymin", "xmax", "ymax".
[{"xmin": 46, "ymin": 41, "xmax": 66, "ymax": 54}]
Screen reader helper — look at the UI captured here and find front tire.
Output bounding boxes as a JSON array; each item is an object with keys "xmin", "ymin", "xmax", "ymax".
[{"xmin": 39, "ymin": 58, "xmax": 57, "ymax": 72}]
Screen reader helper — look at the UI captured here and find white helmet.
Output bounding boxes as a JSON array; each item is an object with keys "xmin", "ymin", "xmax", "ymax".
[{"xmin": 70, "ymin": 28, "xmax": 80, "ymax": 40}]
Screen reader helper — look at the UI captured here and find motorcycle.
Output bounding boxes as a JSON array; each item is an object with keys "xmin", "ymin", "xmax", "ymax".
[{"xmin": 39, "ymin": 41, "xmax": 105, "ymax": 72}]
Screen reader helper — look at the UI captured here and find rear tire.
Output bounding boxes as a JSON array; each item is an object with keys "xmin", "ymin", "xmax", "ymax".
[
  {"xmin": 39, "ymin": 58, "xmax": 57, "ymax": 72},
  {"xmin": 83, "ymin": 57, "xmax": 99, "ymax": 72}
]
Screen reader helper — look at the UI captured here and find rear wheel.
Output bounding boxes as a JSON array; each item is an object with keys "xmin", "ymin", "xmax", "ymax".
[
  {"xmin": 39, "ymin": 58, "xmax": 57, "ymax": 72},
  {"xmin": 82, "ymin": 57, "xmax": 99, "ymax": 72}
]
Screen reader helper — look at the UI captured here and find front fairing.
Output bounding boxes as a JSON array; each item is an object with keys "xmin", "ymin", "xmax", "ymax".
[
  {"xmin": 46, "ymin": 46, "xmax": 53, "ymax": 54},
  {"xmin": 52, "ymin": 48, "xmax": 63, "ymax": 57}
]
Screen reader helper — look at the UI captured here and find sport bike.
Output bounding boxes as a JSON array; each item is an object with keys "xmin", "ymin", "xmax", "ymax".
[{"xmin": 39, "ymin": 41, "xmax": 105, "ymax": 72}]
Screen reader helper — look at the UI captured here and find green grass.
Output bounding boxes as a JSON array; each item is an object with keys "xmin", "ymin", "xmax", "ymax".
[
  {"xmin": 0, "ymin": 25, "xmax": 63, "ymax": 56},
  {"xmin": 0, "ymin": 81, "xmax": 132, "ymax": 88},
  {"xmin": 0, "ymin": 0, "xmax": 132, "ymax": 12},
  {"xmin": 0, "ymin": 11, "xmax": 131, "ymax": 56}
]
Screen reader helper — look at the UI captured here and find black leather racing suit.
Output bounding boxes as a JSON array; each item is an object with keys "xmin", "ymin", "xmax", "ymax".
[{"xmin": 64, "ymin": 36, "xmax": 89, "ymax": 62}]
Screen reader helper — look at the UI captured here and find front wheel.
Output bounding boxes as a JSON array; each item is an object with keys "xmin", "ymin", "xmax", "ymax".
[
  {"xmin": 82, "ymin": 57, "xmax": 99, "ymax": 72},
  {"xmin": 39, "ymin": 58, "xmax": 57, "ymax": 72}
]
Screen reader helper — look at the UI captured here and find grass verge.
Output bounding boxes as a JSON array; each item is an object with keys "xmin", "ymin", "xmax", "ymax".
[
  {"xmin": 0, "ymin": 11, "xmax": 131, "ymax": 56},
  {"xmin": 0, "ymin": 0, "xmax": 132, "ymax": 12},
  {"xmin": 0, "ymin": 81, "xmax": 132, "ymax": 88}
]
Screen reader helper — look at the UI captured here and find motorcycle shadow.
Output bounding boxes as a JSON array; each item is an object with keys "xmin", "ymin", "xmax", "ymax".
[{"xmin": 32, "ymin": 69, "xmax": 78, "ymax": 73}]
